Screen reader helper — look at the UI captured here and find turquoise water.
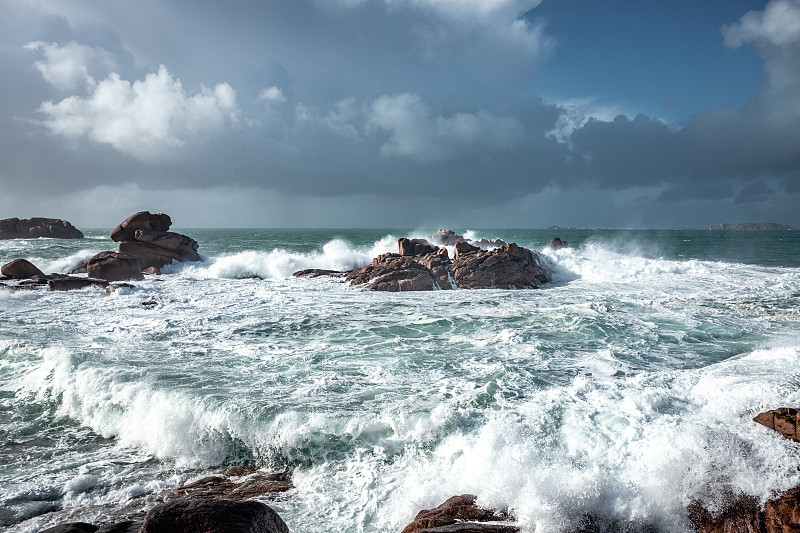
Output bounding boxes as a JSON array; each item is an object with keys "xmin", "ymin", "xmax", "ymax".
[{"xmin": 1, "ymin": 229, "xmax": 799, "ymax": 532}]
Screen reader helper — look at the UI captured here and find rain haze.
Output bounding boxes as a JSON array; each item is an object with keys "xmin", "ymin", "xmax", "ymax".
[{"xmin": 1, "ymin": 0, "xmax": 799, "ymax": 228}]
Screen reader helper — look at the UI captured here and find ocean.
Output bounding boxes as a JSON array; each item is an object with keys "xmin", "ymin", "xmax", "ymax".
[{"xmin": 1, "ymin": 228, "xmax": 799, "ymax": 532}]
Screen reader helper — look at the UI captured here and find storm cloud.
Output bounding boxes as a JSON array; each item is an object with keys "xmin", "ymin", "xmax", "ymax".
[{"xmin": 0, "ymin": 0, "xmax": 798, "ymax": 227}]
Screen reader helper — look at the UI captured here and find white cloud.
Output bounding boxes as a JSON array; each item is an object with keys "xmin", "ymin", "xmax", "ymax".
[
  {"xmin": 25, "ymin": 40, "xmax": 117, "ymax": 90},
  {"xmin": 36, "ymin": 65, "xmax": 239, "ymax": 160},
  {"xmin": 258, "ymin": 86, "xmax": 287, "ymax": 103},
  {"xmin": 723, "ymin": 0, "xmax": 800, "ymax": 48},
  {"xmin": 367, "ymin": 92, "xmax": 525, "ymax": 162},
  {"xmin": 546, "ymin": 98, "xmax": 635, "ymax": 144}
]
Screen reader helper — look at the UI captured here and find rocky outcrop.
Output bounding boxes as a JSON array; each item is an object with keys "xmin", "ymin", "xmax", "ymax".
[
  {"xmin": 0, "ymin": 217, "xmax": 83, "ymax": 240},
  {"xmin": 450, "ymin": 243, "xmax": 550, "ymax": 289},
  {"xmin": 293, "ymin": 269, "xmax": 347, "ymax": 278},
  {"xmin": 306, "ymin": 234, "xmax": 551, "ymax": 292},
  {"xmin": 1, "ymin": 258, "xmax": 45, "ymax": 279},
  {"xmin": 68, "ymin": 212, "xmax": 201, "ymax": 280},
  {"xmin": 140, "ymin": 499, "xmax": 288, "ymax": 533},
  {"xmin": 40, "ymin": 524, "xmax": 98, "ymax": 533},
  {"xmin": 401, "ymin": 494, "xmax": 518, "ymax": 533},
  {"xmin": 48, "ymin": 276, "xmax": 110, "ymax": 291},
  {"xmin": 109, "ymin": 212, "xmax": 200, "ymax": 271}
]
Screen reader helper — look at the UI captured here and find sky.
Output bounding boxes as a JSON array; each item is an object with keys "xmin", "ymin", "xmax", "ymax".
[{"xmin": 1, "ymin": 0, "xmax": 799, "ymax": 229}]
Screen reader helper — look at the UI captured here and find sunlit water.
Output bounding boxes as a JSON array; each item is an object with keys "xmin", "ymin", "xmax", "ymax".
[{"xmin": 1, "ymin": 229, "xmax": 799, "ymax": 532}]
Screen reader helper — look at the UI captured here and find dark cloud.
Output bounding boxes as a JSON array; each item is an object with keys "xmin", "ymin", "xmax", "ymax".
[{"xmin": 0, "ymin": 0, "xmax": 798, "ymax": 227}]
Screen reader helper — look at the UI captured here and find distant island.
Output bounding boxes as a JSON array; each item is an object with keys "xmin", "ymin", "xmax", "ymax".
[{"xmin": 708, "ymin": 222, "xmax": 795, "ymax": 230}]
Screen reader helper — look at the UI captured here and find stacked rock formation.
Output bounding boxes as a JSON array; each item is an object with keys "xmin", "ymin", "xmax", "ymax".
[
  {"xmin": 0, "ymin": 217, "xmax": 83, "ymax": 239},
  {"xmin": 296, "ymin": 234, "xmax": 552, "ymax": 291},
  {"xmin": 71, "ymin": 212, "xmax": 201, "ymax": 281}
]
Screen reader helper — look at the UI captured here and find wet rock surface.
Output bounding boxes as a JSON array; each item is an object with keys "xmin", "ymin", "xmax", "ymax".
[
  {"xmin": 0, "ymin": 217, "xmax": 83, "ymax": 240},
  {"xmin": 753, "ymin": 408, "xmax": 800, "ymax": 443},
  {"xmin": 1, "ymin": 258, "xmax": 45, "ymax": 279},
  {"xmin": 401, "ymin": 494, "xmax": 518, "ymax": 533},
  {"xmin": 140, "ymin": 499, "xmax": 289, "ymax": 533}
]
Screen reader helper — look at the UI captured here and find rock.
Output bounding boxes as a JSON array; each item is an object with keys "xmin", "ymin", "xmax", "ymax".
[
  {"xmin": 169, "ymin": 470, "xmax": 293, "ymax": 501},
  {"xmin": 39, "ymin": 523, "xmax": 98, "ymax": 533},
  {"xmin": 118, "ymin": 241, "xmax": 187, "ymax": 270},
  {"xmin": 133, "ymin": 230, "xmax": 200, "ymax": 260},
  {"xmin": 765, "ymin": 486, "xmax": 800, "ymax": 533},
  {"xmin": 0, "ymin": 217, "xmax": 83, "ymax": 240},
  {"xmin": 140, "ymin": 499, "xmax": 288, "ymax": 533},
  {"xmin": 753, "ymin": 408, "xmax": 800, "ymax": 442},
  {"xmin": 346, "ymin": 254, "xmax": 446, "ymax": 291},
  {"xmin": 399, "ymin": 238, "xmax": 438, "ymax": 257},
  {"xmin": 549, "ymin": 237, "xmax": 568, "ymax": 250},
  {"xmin": 451, "ymin": 243, "xmax": 550, "ymax": 289},
  {"xmin": 86, "ymin": 253, "xmax": 144, "ymax": 282},
  {"xmin": 401, "ymin": 494, "xmax": 517, "ymax": 533},
  {"xmin": 1, "ymin": 258, "xmax": 45, "ymax": 279},
  {"xmin": 454, "ymin": 241, "xmax": 480, "ymax": 258},
  {"xmin": 292, "ymin": 269, "xmax": 347, "ymax": 278},
  {"xmin": 143, "ymin": 266, "xmax": 162, "ymax": 275},
  {"xmin": 70, "ymin": 251, "xmax": 117, "ymax": 274},
  {"xmin": 110, "ymin": 212, "xmax": 172, "ymax": 242},
  {"xmin": 48, "ymin": 276, "xmax": 110, "ymax": 291}
]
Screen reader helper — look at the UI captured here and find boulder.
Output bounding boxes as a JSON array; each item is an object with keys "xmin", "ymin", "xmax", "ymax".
[
  {"xmin": 48, "ymin": 276, "xmax": 110, "ymax": 291},
  {"xmin": 1, "ymin": 258, "xmax": 45, "ymax": 279},
  {"xmin": 110, "ymin": 212, "xmax": 171, "ymax": 242},
  {"xmin": 96, "ymin": 521, "xmax": 142, "ymax": 533},
  {"xmin": 133, "ymin": 230, "xmax": 200, "ymax": 260},
  {"xmin": 450, "ymin": 243, "xmax": 550, "ymax": 289},
  {"xmin": 399, "ymin": 238, "xmax": 438, "ymax": 257},
  {"xmin": 753, "ymin": 408, "xmax": 800, "ymax": 442},
  {"xmin": 86, "ymin": 253, "xmax": 144, "ymax": 282},
  {"xmin": 118, "ymin": 241, "xmax": 187, "ymax": 270},
  {"xmin": 401, "ymin": 494, "xmax": 518, "ymax": 533},
  {"xmin": 549, "ymin": 237, "xmax": 568, "ymax": 250},
  {"xmin": 140, "ymin": 499, "xmax": 289, "ymax": 533},
  {"xmin": 70, "ymin": 251, "xmax": 117, "ymax": 274},
  {"xmin": 346, "ymin": 253, "xmax": 450, "ymax": 291},
  {"xmin": 0, "ymin": 217, "xmax": 83, "ymax": 240}
]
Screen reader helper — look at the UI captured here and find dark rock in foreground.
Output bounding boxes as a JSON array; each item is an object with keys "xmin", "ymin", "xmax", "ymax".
[
  {"xmin": 141, "ymin": 499, "xmax": 288, "ymax": 533},
  {"xmin": 169, "ymin": 470, "xmax": 293, "ymax": 501},
  {"xmin": 40, "ymin": 523, "xmax": 98, "ymax": 533},
  {"xmin": 401, "ymin": 494, "xmax": 518, "ymax": 533},
  {"xmin": 293, "ymin": 269, "xmax": 347, "ymax": 278},
  {"xmin": 1, "ymin": 258, "xmax": 45, "ymax": 279},
  {"xmin": 48, "ymin": 276, "xmax": 110, "ymax": 291},
  {"xmin": 0, "ymin": 217, "xmax": 83, "ymax": 240}
]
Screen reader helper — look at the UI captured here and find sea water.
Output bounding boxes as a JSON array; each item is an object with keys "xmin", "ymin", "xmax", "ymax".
[{"xmin": 1, "ymin": 229, "xmax": 799, "ymax": 532}]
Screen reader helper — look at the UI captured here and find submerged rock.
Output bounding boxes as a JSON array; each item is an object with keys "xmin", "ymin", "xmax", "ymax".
[
  {"xmin": 1, "ymin": 258, "xmax": 45, "ymax": 279},
  {"xmin": 293, "ymin": 269, "xmax": 346, "ymax": 278},
  {"xmin": 401, "ymin": 494, "xmax": 518, "ymax": 533},
  {"xmin": 140, "ymin": 499, "xmax": 288, "ymax": 533},
  {"xmin": 549, "ymin": 237, "xmax": 568, "ymax": 250},
  {"xmin": 39, "ymin": 523, "xmax": 98, "ymax": 533},
  {"xmin": 0, "ymin": 217, "xmax": 83, "ymax": 240}
]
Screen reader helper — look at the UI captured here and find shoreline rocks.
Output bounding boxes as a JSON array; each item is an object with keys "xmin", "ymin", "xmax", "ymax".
[
  {"xmin": 0, "ymin": 217, "xmax": 83, "ymax": 240},
  {"xmin": 401, "ymin": 494, "xmax": 518, "ymax": 533}
]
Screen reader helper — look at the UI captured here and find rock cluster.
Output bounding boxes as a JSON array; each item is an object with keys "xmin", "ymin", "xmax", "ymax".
[
  {"xmin": 296, "ymin": 233, "xmax": 552, "ymax": 291},
  {"xmin": 71, "ymin": 212, "xmax": 201, "ymax": 280},
  {"xmin": 0, "ymin": 217, "xmax": 83, "ymax": 240}
]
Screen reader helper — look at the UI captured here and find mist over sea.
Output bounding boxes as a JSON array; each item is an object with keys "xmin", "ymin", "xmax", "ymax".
[{"xmin": 2, "ymin": 228, "xmax": 799, "ymax": 532}]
